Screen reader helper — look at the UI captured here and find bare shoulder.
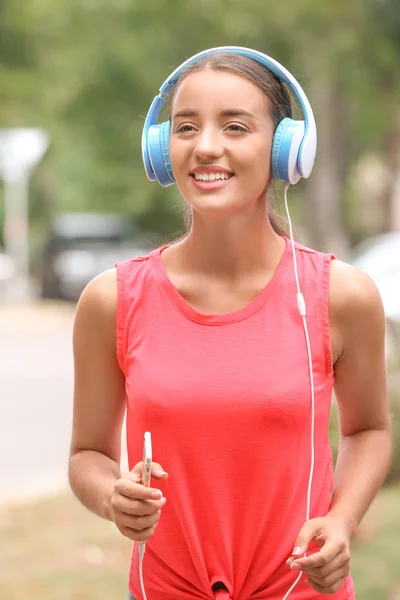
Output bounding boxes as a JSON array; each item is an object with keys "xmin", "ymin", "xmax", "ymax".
[
  {"xmin": 329, "ymin": 259, "xmax": 386, "ymax": 357},
  {"xmin": 73, "ymin": 268, "xmax": 118, "ymax": 346},
  {"xmin": 329, "ymin": 259, "xmax": 384, "ymax": 316}
]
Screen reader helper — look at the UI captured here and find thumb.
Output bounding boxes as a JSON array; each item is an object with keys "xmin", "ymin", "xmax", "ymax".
[
  {"xmin": 151, "ymin": 462, "xmax": 169, "ymax": 480},
  {"xmin": 130, "ymin": 461, "xmax": 169, "ymax": 480},
  {"xmin": 291, "ymin": 518, "xmax": 323, "ymax": 557}
]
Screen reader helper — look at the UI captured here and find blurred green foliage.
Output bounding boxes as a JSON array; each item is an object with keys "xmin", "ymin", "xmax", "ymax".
[{"xmin": 0, "ymin": 0, "xmax": 399, "ymax": 249}]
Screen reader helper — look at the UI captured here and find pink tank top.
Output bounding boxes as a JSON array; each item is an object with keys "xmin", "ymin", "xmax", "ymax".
[{"xmin": 115, "ymin": 237, "xmax": 355, "ymax": 600}]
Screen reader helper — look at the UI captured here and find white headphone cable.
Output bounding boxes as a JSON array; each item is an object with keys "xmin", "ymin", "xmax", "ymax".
[
  {"xmin": 138, "ymin": 541, "xmax": 148, "ymax": 600},
  {"xmin": 281, "ymin": 183, "xmax": 316, "ymax": 599},
  {"xmin": 137, "ymin": 184, "xmax": 316, "ymax": 600}
]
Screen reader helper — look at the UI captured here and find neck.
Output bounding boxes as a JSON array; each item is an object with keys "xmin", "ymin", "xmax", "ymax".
[{"xmin": 176, "ymin": 202, "xmax": 286, "ymax": 281}]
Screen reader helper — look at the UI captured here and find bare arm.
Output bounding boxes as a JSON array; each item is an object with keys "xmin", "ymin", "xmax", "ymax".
[
  {"xmin": 68, "ymin": 269, "xmax": 126, "ymax": 521},
  {"xmin": 288, "ymin": 261, "xmax": 392, "ymax": 593},
  {"xmin": 327, "ymin": 260, "xmax": 392, "ymax": 535}
]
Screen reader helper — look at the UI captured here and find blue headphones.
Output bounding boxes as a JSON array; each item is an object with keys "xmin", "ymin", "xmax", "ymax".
[{"xmin": 142, "ymin": 46, "xmax": 317, "ymax": 187}]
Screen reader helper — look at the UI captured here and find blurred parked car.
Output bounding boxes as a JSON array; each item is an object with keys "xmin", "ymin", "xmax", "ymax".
[
  {"xmin": 37, "ymin": 212, "xmax": 160, "ymax": 301},
  {"xmin": 352, "ymin": 232, "xmax": 400, "ymax": 360}
]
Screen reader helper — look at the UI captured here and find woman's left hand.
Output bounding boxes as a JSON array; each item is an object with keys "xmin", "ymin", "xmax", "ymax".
[{"xmin": 287, "ymin": 515, "xmax": 352, "ymax": 594}]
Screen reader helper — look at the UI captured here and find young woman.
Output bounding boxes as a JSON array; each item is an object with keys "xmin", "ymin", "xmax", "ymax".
[{"xmin": 68, "ymin": 48, "xmax": 392, "ymax": 600}]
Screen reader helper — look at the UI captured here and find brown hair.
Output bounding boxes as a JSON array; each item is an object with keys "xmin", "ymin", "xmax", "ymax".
[{"xmin": 168, "ymin": 52, "xmax": 293, "ymax": 236}]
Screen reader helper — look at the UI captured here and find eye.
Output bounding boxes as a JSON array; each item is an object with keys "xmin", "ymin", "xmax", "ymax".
[
  {"xmin": 175, "ymin": 124, "xmax": 196, "ymax": 133},
  {"xmin": 225, "ymin": 123, "xmax": 248, "ymax": 133}
]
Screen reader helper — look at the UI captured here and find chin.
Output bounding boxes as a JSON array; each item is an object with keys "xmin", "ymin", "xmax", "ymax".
[{"xmin": 188, "ymin": 195, "xmax": 250, "ymax": 218}]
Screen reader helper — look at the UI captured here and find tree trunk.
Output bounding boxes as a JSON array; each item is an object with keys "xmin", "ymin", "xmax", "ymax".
[
  {"xmin": 301, "ymin": 71, "xmax": 352, "ymax": 260},
  {"xmin": 381, "ymin": 108, "xmax": 400, "ymax": 232}
]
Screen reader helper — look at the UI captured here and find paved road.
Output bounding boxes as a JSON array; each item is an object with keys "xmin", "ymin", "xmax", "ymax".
[{"xmin": 0, "ymin": 302, "xmax": 76, "ymax": 504}]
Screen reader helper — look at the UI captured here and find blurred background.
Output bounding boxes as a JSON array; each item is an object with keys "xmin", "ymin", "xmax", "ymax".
[{"xmin": 0, "ymin": 1, "xmax": 399, "ymax": 598}]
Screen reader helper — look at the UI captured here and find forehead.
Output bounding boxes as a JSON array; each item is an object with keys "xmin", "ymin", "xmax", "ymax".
[{"xmin": 172, "ymin": 69, "xmax": 270, "ymax": 116}]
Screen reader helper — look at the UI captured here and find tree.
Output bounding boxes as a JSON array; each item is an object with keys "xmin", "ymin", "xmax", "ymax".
[{"xmin": 1, "ymin": 0, "xmax": 398, "ymax": 253}]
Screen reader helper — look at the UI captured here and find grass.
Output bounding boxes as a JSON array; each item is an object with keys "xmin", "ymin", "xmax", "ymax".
[
  {"xmin": 0, "ymin": 486, "xmax": 399, "ymax": 599},
  {"xmin": 0, "ymin": 492, "xmax": 132, "ymax": 600},
  {"xmin": 350, "ymin": 485, "xmax": 400, "ymax": 599}
]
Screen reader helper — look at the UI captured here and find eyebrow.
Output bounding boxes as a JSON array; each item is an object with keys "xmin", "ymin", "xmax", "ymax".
[{"xmin": 172, "ymin": 108, "xmax": 259, "ymax": 121}]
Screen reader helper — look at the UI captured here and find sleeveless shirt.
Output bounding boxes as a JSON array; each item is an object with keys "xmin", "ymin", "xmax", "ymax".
[{"xmin": 115, "ymin": 237, "xmax": 355, "ymax": 600}]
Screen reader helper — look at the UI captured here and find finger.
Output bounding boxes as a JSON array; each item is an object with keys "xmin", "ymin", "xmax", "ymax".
[
  {"xmin": 115, "ymin": 477, "xmax": 165, "ymax": 501},
  {"xmin": 130, "ymin": 461, "xmax": 169, "ymax": 480},
  {"xmin": 308, "ymin": 565, "xmax": 350, "ymax": 589},
  {"xmin": 114, "ymin": 494, "xmax": 167, "ymax": 516},
  {"xmin": 118, "ymin": 509, "xmax": 161, "ymax": 531},
  {"xmin": 151, "ymin": 462, "xmax": 169, "ymax": 479},
  {"xmin": 290, "ymin": 518, "xmax": 324, "ymax": 558},
  {"xmin": 300, "ymin": 551, "xmax": 350, "ymax": 579},
  {"xmin": 120, "ymin": 522, "xmax": 159, "ymax": 542},
  {"xmin": 291, "ymin": 539, "xmax": 345, "ymax": 571},
  {"xmin": 306, "ymin": 575, "xmax": 346, "ymax": 595}
]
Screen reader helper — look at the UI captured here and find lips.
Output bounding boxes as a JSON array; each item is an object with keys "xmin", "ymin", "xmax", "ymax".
[
  {"xmin": 190, "ymin": 166, "xmax": 234, "ymax": 177},
  {"xmin": 190, "ymin": 173, "xmax": 233, "ymax": 183},
  {"xmin": 188, "ymin": 166, "xmax": 234, "ymax": 191},
  {"xmin": 190, "ymin": 174, "xmax": 233, "ymax": 191}
]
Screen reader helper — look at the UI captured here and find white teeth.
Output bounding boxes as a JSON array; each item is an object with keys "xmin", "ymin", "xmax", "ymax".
[{"xmin": 193, "ymin": 172, "xmax": 230, "ymax": 181}]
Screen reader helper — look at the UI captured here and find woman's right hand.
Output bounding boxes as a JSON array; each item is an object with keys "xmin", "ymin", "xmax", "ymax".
[{"xmin": 109, "ymin": 461, "xmax": 169, "ymax": 542}]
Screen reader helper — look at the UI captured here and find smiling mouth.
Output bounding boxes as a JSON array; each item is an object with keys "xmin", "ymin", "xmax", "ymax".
[
  {"xmin": 190, "ymin": 173, "xmax": 234, "ymax": 182},
  {"xmin": 189, "ymin": 173, "xmax": 234, "ymax": 191}
]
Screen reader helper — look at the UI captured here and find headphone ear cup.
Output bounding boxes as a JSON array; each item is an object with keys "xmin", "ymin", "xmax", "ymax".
[
  {"xmin": 160, "ymin": 121, "xmax": 174, "ymax": 184},
  {"xmin": 147, "ymin": 121, "xmax": 175, "ymax": 187},
  {"xmin": 271, "ymin": 118, "xmax": 304, "ymax": 185}
]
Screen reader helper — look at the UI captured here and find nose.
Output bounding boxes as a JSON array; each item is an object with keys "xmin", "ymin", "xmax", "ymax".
[{"xmin": 195, "ymin": 125, "xmax": 224, "ymax": 161}]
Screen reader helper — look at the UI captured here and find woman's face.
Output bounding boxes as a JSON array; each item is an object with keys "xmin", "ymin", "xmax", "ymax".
[{"xmin": 169, "ymin": 68, "xmax": 275, "ymax": 217}]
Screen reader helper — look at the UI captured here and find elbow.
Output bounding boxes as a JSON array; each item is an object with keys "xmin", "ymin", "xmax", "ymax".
[
  {"xmin": 67, "ymin": 448, "xmax": 81, "ymax": 492},
  {"xmin": 67, "ymin": 447, "xmax": 92, "ymax": 492}
]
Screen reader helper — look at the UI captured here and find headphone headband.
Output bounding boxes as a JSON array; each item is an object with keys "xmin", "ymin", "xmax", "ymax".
[{"xmin": 142, "ymin": 46, "xmax": 317, "ymax": 185}]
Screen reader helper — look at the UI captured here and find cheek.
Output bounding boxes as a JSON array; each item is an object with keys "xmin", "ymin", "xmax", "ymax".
[
  {"xmin": 169, "ymin": 141, "xmax": 186, "ymax": 178},
  {"xmin": 241, "ymin": 146, "xmax": 271, "ymax": 189},
  {"xmin": 240, "ymin": 134, "xmax": 271, "ymax": 166},
  {"xmin": 169, "ymin": 141, "xmax": 195, "ymax": 198}
]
